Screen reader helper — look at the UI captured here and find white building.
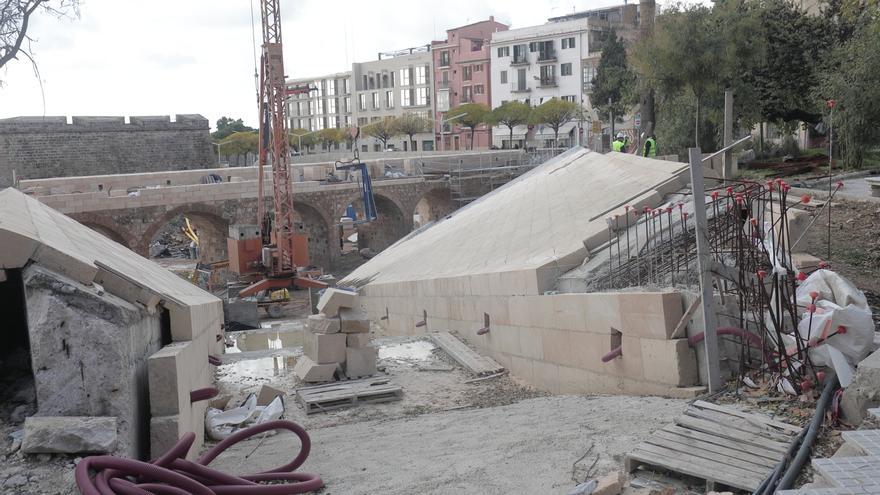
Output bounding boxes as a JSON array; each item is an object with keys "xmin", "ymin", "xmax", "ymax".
[{"xmin": 286, "ymin": 72, "xmax": 354, "ymax": 151}]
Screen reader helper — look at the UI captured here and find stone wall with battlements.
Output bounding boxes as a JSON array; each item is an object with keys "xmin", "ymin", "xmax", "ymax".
[{"xmin": 0, "ymin": 115, "xmax": 215, "ymax": 187}]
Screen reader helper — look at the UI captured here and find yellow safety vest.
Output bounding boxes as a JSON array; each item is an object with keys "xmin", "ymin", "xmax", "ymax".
[
  {"xmin": 612, "ymin": 139, "xmax": 624, "ymax": 152},
  {"xmin": 644, "ymin": 137, "xmax": 657, "ymax": 157}
]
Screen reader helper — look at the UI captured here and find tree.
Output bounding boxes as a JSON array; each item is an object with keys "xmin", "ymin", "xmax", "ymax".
[
  {"xmin": 395, "ymin": 113, "xmax": 431, "ymax": 150},
  {"xmin": 218, "ymin": 131, "xmax": 258, "ymax": 158},
  {"xmin": 1, "ymin": 1, "xmax": 78, "ymax": 72},
  {"xmin": 590, "ymin": 29, "xmax": 637, "ymax": 125},
  {"xmin": 631, "ymin": 5, "xmax": 726, "ymax": 148},
  {"xmin": 363, "ymin": 118, "xmax": 398, "ymax": 150},
  {"xmin": 289, "ymin": 128, "xmax": 317, "ymax": 153},
  {"xmin": 819, "ymin": 15, "xmax": 880, "ymax": 168},
  {"xmin": 490, "ymin": 101, "xmax": 531, "ymax": 149},
  {"xmin": 531, "ymin": 98, "xmax": 580, "ymax": 148},
  {"xmin": 316, "ymin": 128, "xmax": 345, "ymax": 151},
  {"xmin": 446, "ymin": 103, "xmax": 491, "ymax": 150},
  {"xmin": 212, "ymin": 117, "xmax": 254, "ymax": 141}
]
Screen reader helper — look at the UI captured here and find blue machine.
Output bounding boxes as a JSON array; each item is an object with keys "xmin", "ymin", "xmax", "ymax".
[{"xmin": 336, "ymin": 127, "xmax": 377, "ymax": 224}]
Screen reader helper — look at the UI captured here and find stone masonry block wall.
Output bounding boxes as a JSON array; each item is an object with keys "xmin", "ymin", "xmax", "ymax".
[
  {"xmin": 24, "ymin": 264, "xmax": 163, "ymax": 459},
  {"xmin": 0, "ymin": 115, "xmax": 215, "ymax": 187},
  {"xmin": 359, "ymin": 274, "xmax": 700, "ymax": 397}
]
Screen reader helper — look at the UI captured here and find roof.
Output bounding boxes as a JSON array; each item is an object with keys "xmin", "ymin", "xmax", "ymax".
[
  {"xmin": 0, "ymin": 188, "xmax": 218, "ymax": 307},
  {"xmin": 341, "ymin": 148, "xmax": 688, "ymax": 288}
]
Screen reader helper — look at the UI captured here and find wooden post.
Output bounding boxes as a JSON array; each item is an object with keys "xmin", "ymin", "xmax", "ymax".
[{"xmin": 688, "ymin": 147, "xmax": 722, "ymax": 392}]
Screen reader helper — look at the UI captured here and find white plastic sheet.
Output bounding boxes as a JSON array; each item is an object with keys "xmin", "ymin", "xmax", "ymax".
[
  {"xmin": 795, "ymin": 270, "xmax": 875, "ymax": 386},
  {"xmin": 205, "ymin": 393, "xmax": 285, "ymax": 441}
]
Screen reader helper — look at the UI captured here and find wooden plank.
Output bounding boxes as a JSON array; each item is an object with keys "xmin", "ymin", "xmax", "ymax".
[
  {"xmin": 691, "ymin": 400, "xmax": 802, "ymax": 435},
  {"xmin": 648, "ymin": 431, "xmax": 774, "ymax": 474},
  {"xmin": 661, "ymin": 424, "xmax": 782, "ymax": 463},
  {"xmin": 296, "ymin": 376, "xmax": 402, "ymax": 414},
  {"xmin": 628, "ymin": 443, "xmax": 763, "ymax": 491},
  {"xmin": 652, "ymin": 428, "xmax": 779, "ymax": 469},
  {"xmin": 430, "ymin": 331, "xmax": 504, "ymax": 375},
  {"xmin": 674, "ymin": 415, "xmax": 789, "ymax": 454},
  {"xmin": 670, "ymin": 295, "xmax": 701, "ymax": 339},
  {"xmin": 684, "ymin": 408, "xmax": 794, "ymax": 443}
]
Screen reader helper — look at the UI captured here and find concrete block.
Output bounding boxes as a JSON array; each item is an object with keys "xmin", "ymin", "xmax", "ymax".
[
  {"xmin": 294, "ymin": 356, "xmax": 338, "ymax": 383},
  {"xmin": 841, "ymin": 349, "xmax": 880, "ymax": 425},
  {"xmin": 346, "ymin": 333, "xmax": 371, "ymax": 348},
  {"xmin": 149, "ymin": 414, "xmax": 179, "ymax": 460},
  {"xmin": 542, "ymin": 328, "xmax": 574, "ymax": 367},
  {"xmin": 594, "ymin": 471, "xmax": 623, "ymax": 495},
  {"xmin": 345, "ymin": 346, "xmax": 378, "ymax": 378},
  {"xmin": 317, "ymin": 288, "xmax": 358, "ymax": 316},
  {"xmin": 339, "ymin": 307, "xmax": 370, "ymax": 333},
  {"xmin": 640, "ymin": 338, "xmax": 698, "ymax": 386},
  {"xmin": 22, "ymin": 416, "xmax": 117, "ymax": 454},
  {"xmin": 552, "ymin": 294, "xmax": 588, "ymax": 331},
  {"xmin": 256, "ymin": 384, "xmax": 283, "ymax": 406},
  {"xmin": 488, "ymin": 325, "xmax": 521, "ymax": 356},
  {"xmin": 602, "ymin": 335, "xmax": 645, "ymax": 380},
  {"xmin": 792, "ymin": 252, "xmax": 822, "ymax": 273},
  {"xmin": 307, "ymin": 313, "xmax": 340, "ymax": 334},
  {"xmin": 303, "ymin": 331, "xmax": 346, "ymax": 364},
  {"xmin": 617, "ymin": 292, "xmax": 682, "ymax": 339},
  {"xmin": 518, "ymin": 326, "xmax": 544, "ymax": 360}
]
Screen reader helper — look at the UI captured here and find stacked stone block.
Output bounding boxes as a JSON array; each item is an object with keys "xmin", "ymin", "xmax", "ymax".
[{"xmin": 295, "ymin": 288, "xmax": 377, "ymax": 383}]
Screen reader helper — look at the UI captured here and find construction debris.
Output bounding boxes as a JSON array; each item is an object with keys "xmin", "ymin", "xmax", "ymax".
[
  {"xmin": 295, "ymin": 377, "xmax": 403, "ymax": 414},
  {"xmin": 22, "ymin": 416, "xmax": 117, "ymax": 454}
]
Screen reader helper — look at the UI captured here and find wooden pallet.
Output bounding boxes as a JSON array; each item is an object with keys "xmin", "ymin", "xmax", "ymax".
[
  {"xmin": 625, "ymin": 400, "xmax": 802, "ymax": 492},
  {"xmin": 295, "ymin": 377, "xmax": 402, "ymax": 414},
  {"xmin": 430, "ymin": 331, "xmax": 504, "ymax": 375}
]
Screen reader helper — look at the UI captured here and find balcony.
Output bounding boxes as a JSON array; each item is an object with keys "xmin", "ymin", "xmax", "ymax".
[
  {"xmin": 510, "ymin": 55, "xmax": 529, "ymax": 66},
  {"xmin": 537, "ymin": 49, "xmax": 557, "ymax": 63},
  {"xmin": 538, "ymin": 77, "xmax": 557, "ymax": 88},
  {"xmin": 438, "ymin": 55, "xmax": 451, "ymax": 68},
  {"xmin": 510, "ymin": 83, "xmax": 530, "ymax": 93},
  {"xmin": 439, "ymin": 80, "xmax": 452, "ymax": 89}
]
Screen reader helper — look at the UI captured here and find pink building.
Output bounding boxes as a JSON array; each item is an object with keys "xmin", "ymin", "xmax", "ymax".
[{"xmin": 432, "ymin": 17, "xmax": 508, "ymax": 151}]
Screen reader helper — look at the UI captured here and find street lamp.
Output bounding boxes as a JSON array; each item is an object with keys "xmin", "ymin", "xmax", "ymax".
[
  {"xmin": 289, "ymin": 129, "xmax": 319, "ymax": 156},
  {"xmin": 210, "ymin": 141, "xmax": 231, "ymax": 166},
  {"xmin": 438, "ymin": 112, "xmax": 467, "ymax": 152}
]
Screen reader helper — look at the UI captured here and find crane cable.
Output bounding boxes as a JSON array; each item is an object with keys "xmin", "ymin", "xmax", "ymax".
[{"xmin": 249, "ymin": 0, "xmax": 260, "ymax": 100}]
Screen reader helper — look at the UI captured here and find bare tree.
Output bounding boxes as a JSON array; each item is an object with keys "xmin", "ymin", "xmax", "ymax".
[{"xmin": 1, "ymin": 1, "xmax": 79, "ymax": 71}]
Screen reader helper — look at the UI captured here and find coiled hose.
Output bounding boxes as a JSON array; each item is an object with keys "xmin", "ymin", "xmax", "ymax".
[{"xmin": 75, "ymin": 420, "xmax": 324, "ymax": 494}]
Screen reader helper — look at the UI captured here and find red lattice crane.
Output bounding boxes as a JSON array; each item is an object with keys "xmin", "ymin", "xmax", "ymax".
[{"xmin": 230, "ymin": 0, "xmax": 326, "ymax": 297}]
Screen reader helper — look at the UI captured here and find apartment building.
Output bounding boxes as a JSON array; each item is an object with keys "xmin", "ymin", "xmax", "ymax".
[
  {"xmin": 351, "ymin": 46, "xmax": 435, "ymax": 152},
  {"xmin": 286, "ymin": 71, "xmax": 354, "ymax": 151},
  {"xmin": 432, "ymin": 17, "xmax": 508, "ymax": 151},
  {"xmin": 489, "ymin": 4, "xmax": 642, "ymax": 149}
]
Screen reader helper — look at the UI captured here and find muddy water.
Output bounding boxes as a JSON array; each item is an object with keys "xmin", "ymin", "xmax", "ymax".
[{"xmin": 377, "ymin": 340, "xmax": 436, "ymax": 361}]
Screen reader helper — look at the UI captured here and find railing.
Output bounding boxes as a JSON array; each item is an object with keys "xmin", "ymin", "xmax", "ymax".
[
  {"xmin": 537, "ymin": 49, "xmax": 557, "ymax": 62},
  {"xmin": 538, "ymin": 77, "xmax": 557, "ymax": 88},
  {"xmin": 438, "ymin": 57, "xmax": 451, "ymax": 68},
  {"xmin": 510, "ymin": 83, "xmax": 530, "ymax": 93},
  {"xmin": 439, "ymin": 80, "xmax": 452, "ymax": 89},
  {"xmin": 510, "ymin": 55, "xmax": 529, "ymax": 66}
]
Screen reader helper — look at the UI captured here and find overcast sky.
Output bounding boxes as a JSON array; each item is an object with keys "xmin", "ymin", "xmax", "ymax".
[{"xmin": 0, "ymin": 0, "xmax": 695, "ymax": 131}]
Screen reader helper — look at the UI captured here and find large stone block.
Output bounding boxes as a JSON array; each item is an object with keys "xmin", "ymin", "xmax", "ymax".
[
  {"xmin": 339, "ymin": 307, "xmax": 370, "ymax": 333},
  {"xmin": 346, "ymin": 333, "xmax": 371, "ymax": 348},
  {"xmin": 316, "ymin": 288, "xmax": 358, "ymax": 316},
  {"xmin": 639, "ymin": 338, "xmax": 698, "ymax": 386},
  {"xmin": 149, "ymin": 414, "xmax": 180, "ymax": 460},
  {"xmin": 307, "ymin": 313, "xmax": 340, "ymax": 334},
  {"xmin": 304, "ymin": 331, "xmax": 346, "ymax": 364},
  {"xmin": 617, "ymin": 291, "xmax": 682, "ymax": 339},
  {"xmin": 345, "ymin": 346, "xmax": 378, "ymax": 378},
  {"xmin": 22, "ymin": 416, "xmax": 117, "ymax": 454},
  {"xmin": 841, "ymin": 350, "xmax": 880, "ymax": 425},
  {"xmin": 294, "ymin": 356, "xmax": 339, "ymax": 383}
]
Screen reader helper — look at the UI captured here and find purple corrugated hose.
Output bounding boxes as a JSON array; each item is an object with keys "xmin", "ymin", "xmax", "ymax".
[
  {"xmin": 75, "ymin": 420, "xmax": 323, "ymax": 494},
  {"xmin": 688, "ymin": 326, "xmax": 777, "ymax": 370}
]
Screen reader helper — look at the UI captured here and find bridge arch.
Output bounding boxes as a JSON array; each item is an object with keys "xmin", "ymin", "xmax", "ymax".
[
  {"xmin": 413, "ymin": 186, "xmax": 454, "ymax": 228},
  {"xmin": 141, "ymin": 204, "xmax": 230, "ymax": 263},
  {"xmin": 292, "ymin": 200, "xmax": 333, "ymax": 269},
  {"xmin": 336, "ymin": 192, "xmax": 410, "ymax": 255}
]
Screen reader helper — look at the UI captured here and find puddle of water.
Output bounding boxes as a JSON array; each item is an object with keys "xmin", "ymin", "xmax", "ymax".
[
  {"xmin": 218, "ymin": 355, "xmax": 298, "ymax": 381},
  {"xmin": 378, "ymin": 340, "xmax": 436, "ymax": 361},
  {"xmin": 226, "ymin": 329, "xmax": 305, "ymax": 352}
]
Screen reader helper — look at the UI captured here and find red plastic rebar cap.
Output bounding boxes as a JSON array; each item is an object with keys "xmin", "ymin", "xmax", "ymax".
[
  {"xmin": 801, "ymin": 194, "xmax": 811, "ymax": 204},
  {"xmin": 797, "ymin": 271, "xmax": 807, "ymax": 281},
  {"xmin": 809, "ymin": 291, "xmax": 819, "ymax": 301},
  {"xmin": 837, "ymin": 325, "xmax": 847, "ymax": 334}
]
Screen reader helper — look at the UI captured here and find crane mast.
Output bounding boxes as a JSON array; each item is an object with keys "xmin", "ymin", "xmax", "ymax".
[{"xmin": 257, "ymin": 0, "xmax": 295, "ymax": 276}]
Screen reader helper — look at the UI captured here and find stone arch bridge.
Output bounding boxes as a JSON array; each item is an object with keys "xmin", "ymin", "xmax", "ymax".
[{"xmin": 21, "ymin": 171, "xmax": 455, "ymax": 271}]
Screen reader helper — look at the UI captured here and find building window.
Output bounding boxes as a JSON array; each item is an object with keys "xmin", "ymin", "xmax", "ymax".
[
  {"xmin": 473, "ymin": 64, "xmax": 483, "ymax": 72},
  {"xmin": 315, "ymin": 117, "xmax": 325, "ymax": 130},
  {"xmin": 512, "ymin": 44, "xmax": 528, "ymax": 64},
  {"xmin": 562, "ymin": 37, "xmax": 576, "ymax": 49},
  {"xmin": 462, "ymin": 86, "xmax": 472, "ymax": 103},
  {"xmin": 357, "ymin": 117, "xmax": 368, "ymax": 126},
  {"xmin": 500, "ymin": 70, "xmax": 508, "ymax": 84},
  {"xmin": 583, "ymin": 65, "xmax": 596, "ymax": 92},
  {"xmin": 463, "ymin": 66, "xmax": 472, "ymax": 81},
  {"xmin": 296, "ymin": 102, "xmax": 303, "ymax": 116},
  {"xmin": 539, "ymin": 64, "xmax": 556, "ymax": 86},
  {"xmin": 415, "ymin": 65, "xmax": 427, "ymax": 85},
  {"xmin": 471, "ymin": 39, "xmax": 483, "ymax": 51},
  {"xmin": 358, "ymin": 94, "xmax": 366, "ymax": 111},
  {"xmin": 562, "ymin": 95, "xmax": 576, "ymax": 102},
  {"xmin": 399, "ymin": 68, "xmax": 411, "ymax": 86},
  {"xmin": 415, "ymin": 87, "xmax": 428, "ymax": 106},
  {"xmin": 474, "ymin": 85, "xmax": 484, "ymax": 95},
  {"xmin": 307, "ymin": 100, "xmax": 314, "ymax": 115},
  {"xmin": 386, "ymin": 90, "xmax": 394, "ymax": 108},
  {"xmin": 400, "ymin": 89, "xmax": 411, "ymax": 107},
  {"xmin": 439, "ymin": 50, "xmax": 451, "ymax": 67},
  {"xmin": 561, "ymin": 63, "xmax": 572, "ymax": 76},
  {"xmin": 344, "ymin": 97, "xmax": 351, "ymax": 113},
  {"xmin": 328, "ymin": 117, "xmax": 338, "ymax": 128},
  {"xmin": 314, "ymin": 81, "xmax": 323, "ymax": 97},
  {"xmin": 372, "ymin": 92, "xmax": 379, "ymax": 109},
  {"xmin": 343, "ymin": 78, "xmax": 350, "ymax": 94},
  {"xmin": 345, "ymin": 115, "xmax": 352, "ymax": 127},
  {"xmin": 327, "ymin": 79, "xmax": 336, "ymax": 96},
  {"xmin": 497, "ymin": 46, "xmax": 510, "ymax": 57},
  {"xmin": 327, "ymin": 98, "xmax": 337, "ymax": 114}
]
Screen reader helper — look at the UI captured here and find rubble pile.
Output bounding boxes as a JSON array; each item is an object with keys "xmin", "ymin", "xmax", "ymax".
[{"xmin": 294, "ymin": 288, "xmax": 377, "ymax": 383}]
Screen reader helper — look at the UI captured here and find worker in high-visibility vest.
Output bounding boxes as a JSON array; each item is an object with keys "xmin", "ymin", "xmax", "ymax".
[
  {"xmin": 643, "ymin": 134, "xmax": 657, "ymax": 158},
  {"xmin": 612, "ymin": 132, "xmax": 626, "ymax": 152}
]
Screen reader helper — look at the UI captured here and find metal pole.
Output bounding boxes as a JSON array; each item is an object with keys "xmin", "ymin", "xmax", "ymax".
[
  {"xmin": 827, "ymin": 104, "xmax": 834, "ymax": 262},
  {"xmin": 688, "ymin": 147, "xmax": 723, "ymax": 392},
  {"xmin": 722, "ymin": 90, "xmax": 733, "ymax": 180}
]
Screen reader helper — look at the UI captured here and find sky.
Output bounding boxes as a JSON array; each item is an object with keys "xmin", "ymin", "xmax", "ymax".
[{"xmin": 0, "ymin": 0, "xmax": 697, "ymax": 131}]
